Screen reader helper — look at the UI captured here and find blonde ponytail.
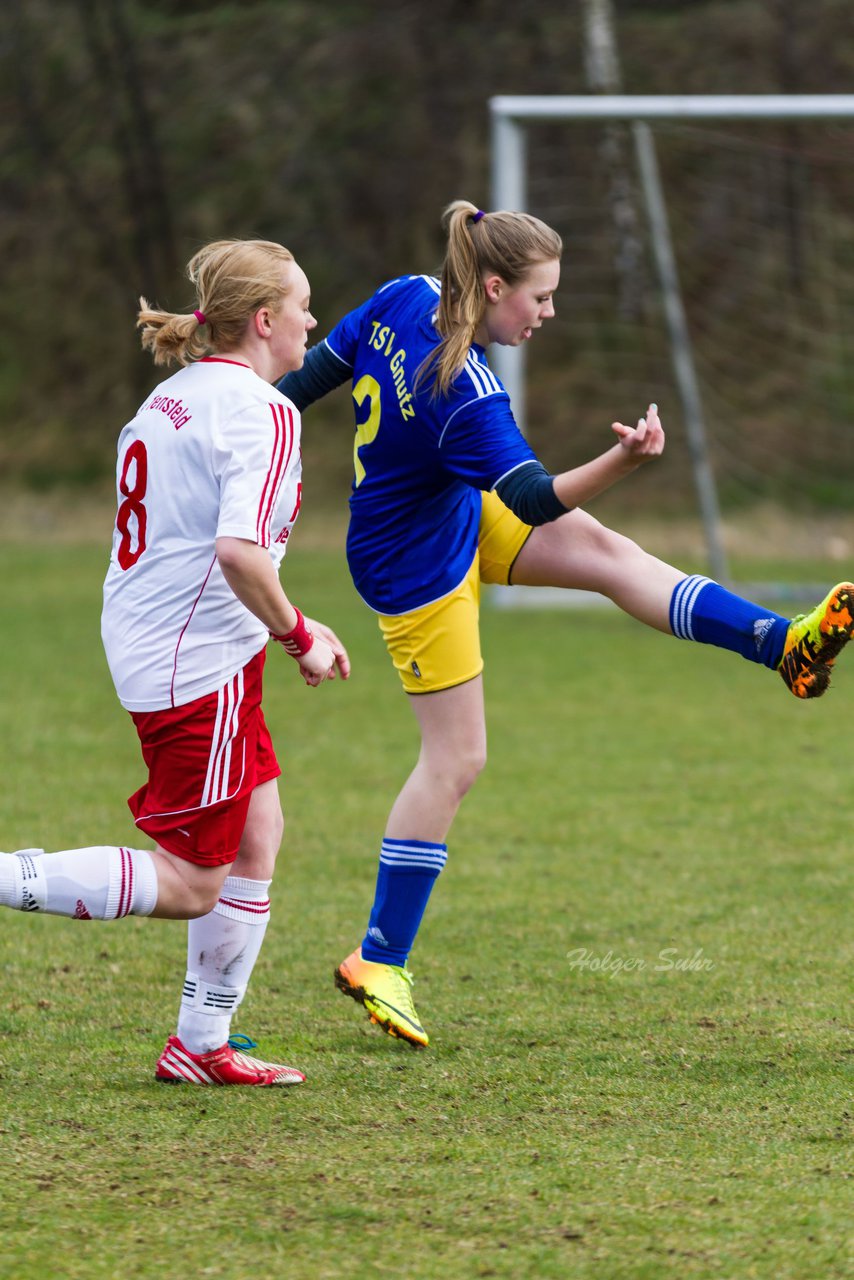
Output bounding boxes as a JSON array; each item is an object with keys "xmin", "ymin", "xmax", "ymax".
[{"xmin": 137, "ymin": 239, "xmax": 295, "ymax": 367}]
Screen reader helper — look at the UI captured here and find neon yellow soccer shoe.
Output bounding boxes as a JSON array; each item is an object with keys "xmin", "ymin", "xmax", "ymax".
[
  {"xmin": 778, "ymin": 582, "xmax": 854, "ymax": 699},
  {"xmin": 334, "ymin": 948, "xmax": 429, "ymax": 1048}
]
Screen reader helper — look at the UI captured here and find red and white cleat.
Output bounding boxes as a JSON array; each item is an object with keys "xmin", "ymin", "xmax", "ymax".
[{"xmin": 155, "ymin": 1034, "xmax": 305, "ymax": 1086}]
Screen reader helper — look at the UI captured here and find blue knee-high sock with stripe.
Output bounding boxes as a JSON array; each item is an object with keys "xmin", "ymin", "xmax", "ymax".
[
  {"xmin": 670, "ymin": 575, "xmax": 789, "ymax": 668},
  {"xmin": 361, "ymin": 838, "xmax": 448, "ymax": 967}
]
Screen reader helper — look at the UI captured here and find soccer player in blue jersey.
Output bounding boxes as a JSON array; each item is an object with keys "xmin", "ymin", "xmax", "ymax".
[{"xmin": 279, "ymin": 199, "xmax": 854, "ymax": 1048}]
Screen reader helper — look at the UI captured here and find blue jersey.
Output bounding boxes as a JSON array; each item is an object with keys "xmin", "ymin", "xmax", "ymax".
[{"xmin": 325, "ymin": 275, "xmax": 537, "ymax": 615}]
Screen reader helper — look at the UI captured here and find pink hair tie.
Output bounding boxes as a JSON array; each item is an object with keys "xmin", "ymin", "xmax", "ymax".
[{"xmin": 193, "ymin": 309, "xmax": 206, "ymax": 325}]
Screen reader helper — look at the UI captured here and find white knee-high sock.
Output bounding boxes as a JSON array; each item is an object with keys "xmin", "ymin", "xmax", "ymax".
[
  {"xmin": 177, "ymin": 876, "xmax": 272, "ymax": 1053},
  {"xmin": 0, "ymin": 847, "xmax": 158, "ymax": 919}
]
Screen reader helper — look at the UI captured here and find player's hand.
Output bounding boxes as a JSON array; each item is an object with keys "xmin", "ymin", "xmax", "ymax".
[
  {"xmin": 611, "ymin": 403, "xmax": 665, "ymax": 462},
  {"xmin": 297, "ymin": 635, "xmax": 336, "ymax": 686},
  {"xmin": 303, "ymin": 618, "xmax": 351, "ymax": 682}
]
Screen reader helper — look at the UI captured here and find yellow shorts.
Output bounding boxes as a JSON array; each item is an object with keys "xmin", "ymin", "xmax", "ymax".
[{"xmin": 377, "ymin": 490, "xmax": 532, "ymax": 694}]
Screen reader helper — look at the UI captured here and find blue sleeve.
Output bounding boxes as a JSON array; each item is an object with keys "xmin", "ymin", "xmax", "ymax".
[
  {"xmin": 437, "ymin": 394, "xmax": 541, "ymax": 491},
  {"xmin": 276, "ymin": 341, "xmax": 351, "ymax": 410},
  {"xmin": 494, "ymin": 461, "xmax": 571, "ymax": 525}
]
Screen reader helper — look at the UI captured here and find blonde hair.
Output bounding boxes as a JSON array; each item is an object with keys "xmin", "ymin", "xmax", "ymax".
[
  {"xmin": 421, "ymin": 200, "xmax": 563, "ymax": 397},
  {"xmin": 137, "ymin": 238, "xmax": 295, "ymax": 367}
]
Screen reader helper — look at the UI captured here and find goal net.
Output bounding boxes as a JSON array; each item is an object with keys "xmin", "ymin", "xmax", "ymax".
[{"xmin": 490, "ymin": 96, "xmax": 854, "ymax": 596}]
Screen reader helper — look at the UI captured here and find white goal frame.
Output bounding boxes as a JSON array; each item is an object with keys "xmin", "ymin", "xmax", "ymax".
[{"xmin": 490, "ymin": 94, "xmax": 854, "ymax": 587}]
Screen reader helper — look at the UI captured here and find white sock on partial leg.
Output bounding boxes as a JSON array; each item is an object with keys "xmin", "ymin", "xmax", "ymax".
[
  {"xmin": 177, "ymin": 876, "xmax": 272, "ymax": 1054},
  {"xmin": 0, "ymin": 849, "xmax": 40, "ymax": 909},
  {"xmin": 0, "ymin": 847, "xmax": 158, "ymax": 918}
]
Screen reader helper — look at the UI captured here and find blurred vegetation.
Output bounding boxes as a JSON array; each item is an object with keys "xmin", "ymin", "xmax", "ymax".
[{"xmin": 1, "ymin": 0, "xmax": 853, "ymax": 516}]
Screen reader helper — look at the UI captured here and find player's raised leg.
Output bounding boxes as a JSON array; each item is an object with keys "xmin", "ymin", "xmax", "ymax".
[{"xmin": 511, "ymin": 509, "xmax": 854, "ymax": 697}]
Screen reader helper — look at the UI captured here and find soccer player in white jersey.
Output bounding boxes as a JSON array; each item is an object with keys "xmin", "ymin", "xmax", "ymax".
[
  {"xmin": 0, "ymin": 239, "xmax": 350, "ymax": 1086},
  {"xmin": 277, "ymin": 200, "xmax": 854, "ymax": 1049}
]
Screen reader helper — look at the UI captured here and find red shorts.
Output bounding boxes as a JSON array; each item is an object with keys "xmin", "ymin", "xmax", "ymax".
[{"xmin": 128, "ymin": 650, "xmax": 280, "ymax": 867}]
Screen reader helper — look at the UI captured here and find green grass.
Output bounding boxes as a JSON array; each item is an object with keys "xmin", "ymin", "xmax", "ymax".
[{"xmin": 0, "ymin": 544, "xmax": 852, "ymax": 1280}]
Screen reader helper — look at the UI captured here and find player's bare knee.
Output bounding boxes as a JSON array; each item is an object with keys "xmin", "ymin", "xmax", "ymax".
[
  {"xmin": 581, "ymin": 522, "xmax": 647, "ymax": 592},
  {"xmin": 469, "ymin": 742, "xmax": 488, "ymax": 783},
  {"xmin": 582, "ymin": 517, "xmax": 636, "ymax": 561},
  {"xmin": 181, "ymin": 865, "xmax": 227, "ymax": 917},
  {"xmin": 447, "ymin": 743, "xmax": 487, "ymax": 797},
  {"xmin": 233, "ymin": 823, "xmax": 282, "ymax": 879},
  {"xmin": 270, "ymin": 808, "xmax": 284, "ymax": 851},
  {"xmin": 187, "ymin": 881, "xmax": 222, "ymax": 917}
]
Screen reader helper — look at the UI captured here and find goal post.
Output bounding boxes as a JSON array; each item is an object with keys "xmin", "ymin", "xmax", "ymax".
[{"xmin": 490, "ymin": 94, "xmax": 854, "ymax": 591}]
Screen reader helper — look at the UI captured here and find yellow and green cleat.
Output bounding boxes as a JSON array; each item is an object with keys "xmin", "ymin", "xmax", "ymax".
[
  {"xmin": 778, "ymin": 582, "xmax": 854, "ymax": 699},
  {"xmin": 334, "ymin": 947, "xmax": 429, "ymax": 1048}
]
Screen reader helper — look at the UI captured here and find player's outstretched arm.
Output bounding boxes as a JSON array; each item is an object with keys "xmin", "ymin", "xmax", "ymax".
[
  {"xmin": 552, "ymin": 403, "xmax": 664, "ymax": 510},
  {"xmin": 215, "ymin": 537, "xmax": 339, "ymax": 686}
]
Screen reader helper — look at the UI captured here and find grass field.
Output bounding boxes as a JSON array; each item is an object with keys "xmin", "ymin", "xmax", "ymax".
[{"xmin": 0, "ymin": 540, "xmax": 852, "ymax": 1279}]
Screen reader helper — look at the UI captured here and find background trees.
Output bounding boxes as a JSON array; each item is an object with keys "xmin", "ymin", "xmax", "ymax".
[{"xmin": 1, "ymin": 0, "xmax": 852, "ymax": 504}]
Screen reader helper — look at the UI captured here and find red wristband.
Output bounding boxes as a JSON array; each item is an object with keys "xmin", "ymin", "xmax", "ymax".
[{"xmin": 270, "ymin": 609, "xmax": 314, "ymax": 658}]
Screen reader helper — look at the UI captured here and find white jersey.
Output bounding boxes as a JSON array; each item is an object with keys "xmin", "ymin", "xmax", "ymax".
[{"xmin": 102, "ymin": 357, "xmax": 302, "ymax": 712}]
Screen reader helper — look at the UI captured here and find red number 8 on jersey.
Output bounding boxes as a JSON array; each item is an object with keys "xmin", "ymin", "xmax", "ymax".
[{"xmin": 116, "ymin": 439, "xmax": 148, "ymax": 570}]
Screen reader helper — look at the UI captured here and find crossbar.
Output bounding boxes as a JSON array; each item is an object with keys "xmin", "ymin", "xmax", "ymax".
[{"xmin": 490, "ymin": 94, "xmax": 854, "ymax": 122}]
